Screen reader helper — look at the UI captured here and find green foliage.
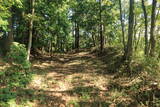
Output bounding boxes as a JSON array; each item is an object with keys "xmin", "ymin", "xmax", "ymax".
[
  {"xmin": 0, "ymin": 88, "xmax": 16, "ymax": 102},
  {"xmin": 0, "ymin": 67, "xmax": 32, "ymax": 106},
  {"xmin": 2, "ymin": 68, "xmax": 31, "ymax": 88},
  {"xmin": 80, "ymin": 92, "xmax": 90, "ymax": 101},
  {"xmin": 68, "ymin": 100, "xmax": 80, "ymax": 107},
  {"xmin": 0, "ymin": 42, "xmax": 32, "ymax": 106},
  {"xmin": 142, "ymin": 57, "xmax": 160, "ymax": 74},
  {"xmin": 0, "ymin": 0, "xmax": 23, "ymax": 30},
  {"xmin": 6, "ymin": 42, "xmax": 31, "ymax": 69}
]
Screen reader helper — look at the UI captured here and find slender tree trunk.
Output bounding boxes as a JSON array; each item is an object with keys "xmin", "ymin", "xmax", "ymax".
[
  {"xmin": 135, "ymin": 29, "xmax": 142, "ymax": 51},
  {"xmin": 142, "ymin": 0, "xmax": 149, "ymax": 56},
  {"xmin": 133, "ymin": 15, "xmax": 137, "ymax": 48},
  {"xmin": 74, "ymin": 21, "xmax": 77, "ymax": 49},
  {"xmin": 99, "ymin": 0, "xmax": 104, "ymax": 53},
  {"xmin": 7, "ymin": 17, "xmax": 13, "ymax": 45},
  {"xmin": 156, "ymin": 5, "xmax": 160, "ymax": 21},
  {"xmin": 50, "ymin": 37, "xmax": 53, "ymax": 57},
  {"xmin": 8, "ymin": 12, "xmax": 14, "ymax": 46},
  {"xmin": 49, "ymin": 39, "xmax": 51, "ymax": 55},
  {"xmin": 75, "ymin": 21, "xmax": 80, "ymax": 50},
  {"xmin": 92, "ymin": 32, "xmax": 96, "ymax": 47},
  {"xmin": 3, "ymin": 7, "xmax": 14, "ymax": 55},
  {"xmin": 60, "ymin": 38, "xmax": 64, "ymax": 52},
  {"xmin": 77, "ymin": 23, "xmax": 80, "ymax": 49},
  {"xmin": 124, "ymin": 0, "xmax": 135, "ymax": 71},
  {"xmin": 150, "ymin": 0, "xmax": 157, "ymax": 57},
  {"xmin": 27, "ymin": 0, "xmax": 35, "ymax": 61},
  {"xmin": 119, "ymin": 0, "xmax": 126, "ymax": 50},
  {"xmin": 56, "ymin": 34, "xmax": 60, "ymax": 51}
]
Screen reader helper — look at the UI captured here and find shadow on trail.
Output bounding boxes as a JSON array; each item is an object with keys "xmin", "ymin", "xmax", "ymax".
[
  {"xmin": 30, "ymin": 85, "xmax": 110, "ymax": 107},
  {"xmin": 12, "ymin": 88, "xmax": 66, "ymax": 107},
  {"xmin": 31, "ymin": 53, "xmax": 93, "ymax": 76},
  {"xmin": 1, "ymin": 48, "xmax": 154, "ymax": 107},
  {"xmin": 27, "ymin": 48, "xmax": 130, "ymax": 107},
  {"xmin": 33, "ymin": 53, "xmax": 92, "ymax": 64},
  {"xmin": 32, "ymin": 47, "xmax": 126, "ymax": 77},
  {"xmin": 88, "ymin": 47, "xmax": 124, "ymax": 75}
]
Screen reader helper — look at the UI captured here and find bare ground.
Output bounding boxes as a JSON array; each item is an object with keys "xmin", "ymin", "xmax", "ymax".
[
  {"xmin": 1, "ymin": 50, "xmax": 152, "ymax": 107},
  {"xmin": 25, "ymin": 50, "xmax": 138, "ymax": 107}
]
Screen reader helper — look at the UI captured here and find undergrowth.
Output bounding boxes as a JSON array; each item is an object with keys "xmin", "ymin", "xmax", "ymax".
[{"xmin": 0, "ymin": 42, "xmax": 32, "ymax": 107}]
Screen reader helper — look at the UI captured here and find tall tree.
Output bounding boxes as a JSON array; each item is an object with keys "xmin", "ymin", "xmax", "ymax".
[
  {"xmin": 27, "ymin": 0, "xmax": 35, "ymax": 60},
  {"xmin": 75, "ymin": 21, "xmax": 80, "ymax": 50},
  {"xmin": 141, "ymin": 0, "xmax": 149, "ymax": 56},
  {"xmin": 99, "ymin": 0, "xmax": 104, "ymax": 53},
  {"xmin": 124, "ymin": 0, "xmax": 135, "ymax": 70},
  {"xmin": 150, "ymin": 0, "xmax": 157, "ymax": 57},
  {"xmin": 4, "ymin": 7, "xmax": 14, "ymax": 55},
  {"xmin": 119, "ymin": 0, "xmax": 126, "ymax": 50}
]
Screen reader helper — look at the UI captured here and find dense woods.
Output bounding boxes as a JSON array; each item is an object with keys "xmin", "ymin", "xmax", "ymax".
[{"xmin": 0, "ymin": 0, "xmax": 160, "ymax": 107}]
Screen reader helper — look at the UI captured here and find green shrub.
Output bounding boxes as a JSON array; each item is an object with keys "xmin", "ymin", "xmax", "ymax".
[
  {"xmin": 0, "ymin": 88, "xmax": 16, "ymax": 102},
  {"xmin": 0, "ymin": 42, "xmax": 32, "ymax": 106},
  {"xmin": 0, "ymin": 67, "xmax": 32, "ymax": 106},
  {"xmin": 142, "ymin": 57, "xmax": 159, "ymax": 74},
  {"xmin": 6, "ymin": 42, "xmax": 31, "ymax": 69},
  {"xmin": 0, "ymin": 67, "xmax": 32, "ymax": 88}
]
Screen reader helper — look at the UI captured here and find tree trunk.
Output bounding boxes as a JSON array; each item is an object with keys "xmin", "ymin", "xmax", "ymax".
[
  {"xmin": 142, "ymin": 0, "xmax": 149, "ymax": 56},
  {"xmin": 75, "ymin": 21, "xmax": 80, "ymax": 50},
  {"xmin": 135, "ymin": 29, "xmax": 142, "ymax": 51},
  {"xmin": 3, "ymin": 7, "xmax": 14, "ymax": 55},
  {"xmin": 149, "ymin": 0, "xmax": 157, "ymax": 57},
  {"xmin": 124, "ymin": 0, "xmax": 135, "ymax": 71},
  {"xmin": 133, "ymin": 15, "xmax": 137, "ymax": 48},
  {"xmin": 56, "ymin": 34, "xmax": 60, "ymax": 51},
  {"xmin": 156, "ymin": 5, "xmax": 160, "ymax": 21},
  {"xmin": 99, "ymin": 0, "xmax": 104, "ymax": 53},
  {"xmin": 27, "ymin": 0, "xmax": 35, "ymax": 61},
  {"xmin": 119, "ymin": 0, "xmax": 126, "ymax": 51},
  {"xmin": 50, "ymin": 37, "xmax": 53, "ymax": 57},
  {"xmin": 92, "ymin": 32, "xmax": 96, "ymax": 47},
  {"xmin": 7, "ymin": 12, "xmax": 14, "ymax": 47}
]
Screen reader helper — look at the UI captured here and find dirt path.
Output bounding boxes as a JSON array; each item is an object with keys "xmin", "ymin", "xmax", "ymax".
[
  {"xmin": 26, "ymin": 51, "xmax": 133, "ymax": 107},
  {"xmin": 1, "ymin": 50, "xmax": 158, "ymax": 107}
]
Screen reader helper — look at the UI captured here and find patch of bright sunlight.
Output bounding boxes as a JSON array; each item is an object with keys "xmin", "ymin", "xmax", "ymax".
[
  {"xmin": 58, "ymin": 81, "xmax": 71, "ymax": 91},
  {"xmin": 33, "ymin": 62, "xmax": 51, "ymax": 69},
  {"xmin": 122, "ymin": 77, "xmax": 142, "ymax": 87},
  {"xmin": 0, "ymin": 60, "xmax": 9, "ymax": 70},
  {"xmin": 67, "ymin": 60, "xmax": 82, "ymax": 66},
  {"xmin": 28, "ymin": 75, "xmax": 45, "ymax": 89},
  {"xmin": 110, "ymin": 89, "xmax": 127, "ymax": 102},
  {"xmin": 78, "ymin": 52, "xmax": 88, "ymax": 56},
  {"xmin": 94, "ymin": 76, "xmax": 109, "ymax": 91},
  {"xmin": 134, "ymin": 50, "xmax": 144, "ymax": 58}
]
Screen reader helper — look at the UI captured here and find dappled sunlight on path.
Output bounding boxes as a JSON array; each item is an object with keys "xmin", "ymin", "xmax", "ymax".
[
  {"xmin": 1, "ymin": 48, "xmax": 142, "ymax": 107},
  {"xmin": 23, "ymin": 48, "xmax": 148, "ymax": 107},
  {"xmin": 28, "ymin": 51, "xmax": 112, "ymax": 107}
]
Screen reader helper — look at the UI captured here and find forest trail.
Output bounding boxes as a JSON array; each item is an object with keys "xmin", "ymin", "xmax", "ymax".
[
  {"xmin": 28, "ymin": 51, "xmax": 114, "ymax": 107},
  {"xmin": 0, "ymin": 49, "xmax": 147, "ymax": 107},
  {"xmin": 27, "ymin": 50, "xmax": 126, "ymax": 107},
  {"xmin": 0, "ymin": 49, "xmax": 143, "ymax": 107},
  {"xmin": 22, "ymin": 49, "xmax": 140, "ymax": 107}
]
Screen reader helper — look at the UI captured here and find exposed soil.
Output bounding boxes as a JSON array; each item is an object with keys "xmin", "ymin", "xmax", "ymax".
[{"xmin": 26, "ymin": 50, "xmax": 138, "ymax": 107}]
